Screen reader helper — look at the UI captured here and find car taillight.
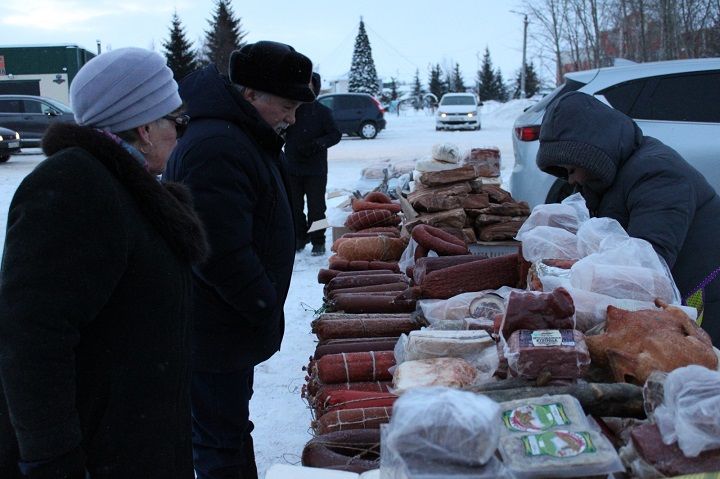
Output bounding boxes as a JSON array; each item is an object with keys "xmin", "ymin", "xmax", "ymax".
[
  {"xmin": 515, "ymin": 125, "xmax": 541, "ymax": 142},
  {"xmin": 371, "ymin": 96, "xmax": 384, "ymax": 113}
]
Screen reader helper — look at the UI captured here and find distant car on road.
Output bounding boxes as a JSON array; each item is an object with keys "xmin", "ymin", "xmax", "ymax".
[
  {"xmin": 510, "ymin": 58, "xmax": 720, "ymax": 208},
  {"xmin": 317, "ymin": 93, "xmax": 386, "ymax": 139},
  {"xmin": 0, "ymin": 126, "xmax": 21, "ymax": 163},
  {"xmin": 436, "ymin": 92, "xmax": 481, "ymax": 131},
  {"xmin": 0, "ymin": 95, "xmax": 75, "ymax": 147}
]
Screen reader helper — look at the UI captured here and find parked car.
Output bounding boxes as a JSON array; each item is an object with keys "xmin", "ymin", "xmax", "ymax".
[
  {"xmin": 317, "ymin": 93, "xmax": 386, "ymax": 139},
  {"xmin": 510, "ymin": 58, "xmax": 720, "ymax": 208},
  {"xmin": 436, "ymin": 92, "xmax": 480, "ymax": 131},
  {"xmin": 0, "ymin": 95, "xmax": 75, "ymax": 147},
  {"xmin": 0, "ymin": 126, "xmax": 21, "ymax": 162}
]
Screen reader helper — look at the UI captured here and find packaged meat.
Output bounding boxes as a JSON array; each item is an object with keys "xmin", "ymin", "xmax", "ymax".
[
  {"xmin": 416, "ymin": 291, "xmax": 504, "ymax": 324},
  {"xmin": 515, "ymin": 193, "xmax": 590, "ymax": 237},
  {"xmin": 498, "ymin": 394, "xmax": 589, "ymax": 437},
  {"xmin": 501, "ymin": 288, "xmax": 575, "ymax": 340},
  {"xmin": 383, "ymin": 387, "xmax": 501, "ymax": 466},
  {"xmin": 498, "ymin": 428, "xmax": 624, "ymax": 478},
  {"xmin": 392, "ymin": 357, "xmax": 477, "ymax": 395},
  {"xmin": 506, "ymin": 329, "xmax": 590, "ymax": 380}
]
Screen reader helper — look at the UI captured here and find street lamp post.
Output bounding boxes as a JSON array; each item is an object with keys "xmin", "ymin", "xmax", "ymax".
[{"xmin": 520, "ymin": 14, "xmax": 528, "ymax": 98}]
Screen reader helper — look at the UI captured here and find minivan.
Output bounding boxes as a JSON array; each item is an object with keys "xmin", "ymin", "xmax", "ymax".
[
  {"xmin": 510, "ymin": 58, "xmax": 720, "ymax": 208},
  {"xmin": 436, "ymin": 92, "xmax": 480, "ymax": 131},
  {"xmin": 317, "ymin": 93, "xmax": 386, "ymax": 139},
  {"xmin": 0, "ymin": 95, "xmax": 75, "ymax": 146}
]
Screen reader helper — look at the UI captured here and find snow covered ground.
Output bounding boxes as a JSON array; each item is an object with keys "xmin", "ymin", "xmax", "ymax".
[{"xmin": 0, "ymin": 99, "xmax": 531, "ymax": 477}]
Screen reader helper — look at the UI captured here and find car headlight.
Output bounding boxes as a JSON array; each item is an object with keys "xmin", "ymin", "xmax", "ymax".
[
  {"xmin": 467, "ymin": 112, "xmax": 475, "ymax": 117},
  {"xmin": 0, "ymin": 135, "xmax": 3, "ymax": 141},
  {"xmin": 439, "ymin": 113, "xmax": 447, "ymax": 118},
  {"xmin": 15, "ymin": 132, "xmax": 19, "ymax": 140}
]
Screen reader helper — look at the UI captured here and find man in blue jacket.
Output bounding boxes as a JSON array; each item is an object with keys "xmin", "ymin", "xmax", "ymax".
[
  {"xmin": 163, "ymin": 41, "xmax": 315, "ymax": 479},
  {"xmin": 537, "ymin": 91, "xmax": 720, "ymax": 345},
  {"xmin": 284, "ymin": 72, "xmax": 341, "ymax": 255}
]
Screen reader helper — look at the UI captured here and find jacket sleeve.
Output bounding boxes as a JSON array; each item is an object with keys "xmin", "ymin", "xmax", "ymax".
[
  {"xmin": 0, "ymin": 157, "xmax": 127, "ymax": 476},
  {"xmin": 624, "ymin": 167, "xmax": 695, "ymax": 269},
  {"xmin": 179, "ymin": 137, "xmax": 277, "ymax": 320},
  {"xmin": 315, "ymin": 106, "xmax": 342, "ymax": 150}
]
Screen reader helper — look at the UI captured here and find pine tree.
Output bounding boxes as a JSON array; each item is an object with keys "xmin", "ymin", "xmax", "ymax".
[
  {"xmin": 163, "ymin": 11, "xmax": 198, "ymax": 81},
  {"xmin": 445, "ymin": 71, "xmax": 455, "ymax": 93},
  {"xmin": 428, "ymin": 64, "xmax": 446, "ymax": 101},
  {"xmin": 204, "ymin": 0, "xmax": 247, "ymax": 71},
  {"xmin": 452, "ymin": 63, "xmax": 465, "ymax": 92},
  {"xmin": 389, "ymin": 77, "xmax": 399, "ymax": 100},
  {"xmin": 477, "ymin": 47, "xmax": 497, "ymax": 101},
  {"xmin": 411, "ymin": 69, "xmax": 423, "ymax": 110},
  {"xmin": 348, "ymin": 18, "xmax": 380, "ymax": 95},
  {"xmin": 513, "ymin": 61, "xmax": 541, "ymax": 99},
  {"xmin": 494, "ymin": 69, "xmax": 509, "ymax": 102}
]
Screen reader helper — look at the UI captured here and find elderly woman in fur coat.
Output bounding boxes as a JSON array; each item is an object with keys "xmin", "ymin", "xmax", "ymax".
[{"xmin": 0, "ymin": 48, "xmax": 207, "ymax": 479}]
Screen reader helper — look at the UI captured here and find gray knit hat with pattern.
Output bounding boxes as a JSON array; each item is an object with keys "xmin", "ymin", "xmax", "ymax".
[{"xmin": 70, "ymin": 47, "xmax": 181, "ymax": 133}]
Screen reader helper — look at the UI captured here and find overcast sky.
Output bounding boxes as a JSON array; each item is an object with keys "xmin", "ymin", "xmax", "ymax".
[{"xmin": 2, "ymin": 0, "xmax": 531, "ymax": 85}]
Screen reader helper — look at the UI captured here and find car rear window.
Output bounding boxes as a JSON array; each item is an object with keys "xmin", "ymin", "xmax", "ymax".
[
  {"xmin": 630, "ymin": 71, "xmax": 720, "ymax": 123},
  {"xmin": 526, "ymin": 79, "xmax": 585, "ymax": 113},
  {"xmin": 441, "ymin": 96, "xmax": 476, "ymax": 106},
  {"xmin": 597, "ymin": 79, "xmax": 646, "ymax": 115}
]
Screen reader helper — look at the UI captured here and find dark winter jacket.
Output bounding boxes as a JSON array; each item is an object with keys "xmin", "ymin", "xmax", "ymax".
[
  {"xmin": 0, "ymin": 123, "xmax": 207, "ymax": 479},
  {"xmin": 537, "ymin": 91, "xmax": 720, "ymax": 344},
  {"xmin": 284, "ymin": 101, "xmax": 341, "ymax": 176},
  {"xmin": 163, "ymin": 65, "xmax": 296, "ymax": 371}
]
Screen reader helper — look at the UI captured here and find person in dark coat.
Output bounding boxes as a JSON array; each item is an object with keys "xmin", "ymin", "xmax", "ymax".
[
  {"xmin": 163, "ymin": 41, "xmax": 314, "ymax": 479},
  {"xmin": 284, "ymin": 72, "xmax": 341, "ymax": 255},
  {"xmin": 0, "ymin": 48, "xmax": 207, "ymax": 479},
  {"xmin": 537, "ymin": 91, "xmax": 720, "ymax": 345}
]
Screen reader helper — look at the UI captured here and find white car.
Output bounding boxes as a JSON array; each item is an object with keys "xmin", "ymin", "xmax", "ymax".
[
  {"xmin": 510, "ymin": 58, "xmax": 720, "ymax": 208},
  {"xmin": 436, "ymin": 93, "xmax": 480, "ymax": 131}
]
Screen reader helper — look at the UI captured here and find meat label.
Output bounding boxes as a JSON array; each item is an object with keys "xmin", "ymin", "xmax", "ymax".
[
  {"xmin": 502, "ymin": 403, "xmax": 571, "ymax": 432},
  {"xmin": 521, "ymin": 430, "xmax": 597, "ymax": 458}
]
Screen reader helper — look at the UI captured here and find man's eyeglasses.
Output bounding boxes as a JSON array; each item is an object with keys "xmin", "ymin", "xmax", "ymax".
[{"xmin": 163, "ymin": 114, "xmax": 190, "ymax": 138}]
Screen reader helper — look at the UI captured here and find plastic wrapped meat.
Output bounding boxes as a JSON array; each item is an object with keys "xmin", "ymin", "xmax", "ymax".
[
  {"xmin": 498, "ymin": 394, "xmax": 589, "ymax": 437},
  {"xmin": 501, "ymin": 288, "xmax": 575, "ymax": 340},
  {"xmin": 499, "ymin": 429, "xmax": 624, "ymax": 478},
  {"xmin": 400, "ymin": 329, "xmax": 494, "ymax": 359},
  {"xmin": 585, "ymin": 301, "xmax": 718, "ymax": 385},
  {"xmin": 506, "ymin": 329, "xmax": 590, "ymax": 380},
  {"xmin": 392, "ymin": 357, "xmax": 477, "ymax": 395}
]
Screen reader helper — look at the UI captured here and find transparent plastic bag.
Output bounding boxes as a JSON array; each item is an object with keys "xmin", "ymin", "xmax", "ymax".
[
  {"xmin": 654, "ymin": 365, "xmax": 720, "ymax": 457},
  {"xmin": 399, "ymin": 238, "xmax": 437, "ymax": 276},
  {"xmin": 516, "ymin": 193, "xmax": 590, "ymax": 239},
  {"xmin": 416, "ymin": 291, "xmax": 504, "ymax": 324},
  {"xmin": 431, "ymin": 143, "xmax": 461, "ymax": 164},
  {"xmin": 518, "ymin": 226, "xmax": 580, "ymax": 263},
  {"xmin": 576, "ymin": 217, "xmax": 629, "ymax": 257},
  {"xmin": 383, "ymin": 387, "xmax": 501, "ymax": 466}
]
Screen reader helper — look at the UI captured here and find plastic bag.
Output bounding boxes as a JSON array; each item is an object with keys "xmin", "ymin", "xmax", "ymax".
[
  {"xmin": 576, "ymin": 217, "xmax": 629, "ymax": 257},
  {"xmin": 431, "ymin": 143, "xmax": 461, "ymax": 164},
  {"xmin": 518, "ymin": 226, "xmax": 580, "ymax": 263},
  {"xmin": 398, "ymin": 238, "xmax": 437, "ymax": 276},
  {"xmin": 383, "ymin": 387, "xmax": 501, "ymax": 466},
  {"xmin": 515, "ymin": 193, "xmax": 590, "ymax": 239},
  {"xmin": 416, "ymin": 291, "xmax": 505, "ymax": 324},
  {"xmin": 654, "ymin": 365, "xmax": 720, "ymax": 457}
]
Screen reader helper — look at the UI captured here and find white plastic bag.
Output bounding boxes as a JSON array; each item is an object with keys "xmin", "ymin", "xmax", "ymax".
[
  {"xmin": 398, "ymin": 238, "xmax": 437, "ymax": 275},
  {"xmin": 654, "ymin": 365, "xmax": 720, "ymax": 457},
  {"xmin": 518, "ymin": 226, "xmax": 580, "ymax": 263},
  {"xmin": 576, "ymin": 217, "xmax": 629, "ymax": 257},
  {"xmin": 384, "ymin": 387, "xmax": 501, "ymax": 466},
  {"xmin": 431, "ymin": 143, "xmax": 461, "ymax": 164},
  {"xmin": 516, "ymin": 193, "xmax": 590, "ymax": 239}
]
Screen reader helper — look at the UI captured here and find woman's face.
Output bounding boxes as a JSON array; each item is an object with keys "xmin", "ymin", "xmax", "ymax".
[
  {"xmin": 144, "ymin": 118, "xmax": 178, "ymax": 174},
  {"xmin": 562, "ymin": 165, "xmax": 592, "ymax": 186}
]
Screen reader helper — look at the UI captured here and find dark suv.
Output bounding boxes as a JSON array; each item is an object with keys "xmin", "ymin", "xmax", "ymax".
[
  {"xmin": 317, "ymin": 93, "xmax": 386, "ymax": 139},
  {"xmin": 0, "ymin": 95, "xmax": 75, "ymax": 146}
]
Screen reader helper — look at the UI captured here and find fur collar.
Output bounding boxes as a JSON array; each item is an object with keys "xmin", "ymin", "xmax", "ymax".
[{"xmin": 42, "ymin": 123, "xmax": 208, "ymax": 264}]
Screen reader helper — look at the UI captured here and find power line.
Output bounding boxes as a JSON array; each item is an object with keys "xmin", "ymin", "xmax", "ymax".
[{"xmin": 364, "ymin": 24, "xmax": 419, "ymax": 71}]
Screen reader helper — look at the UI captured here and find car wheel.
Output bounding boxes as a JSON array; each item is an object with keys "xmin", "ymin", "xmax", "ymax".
[
  {"xmin": 435, "ymin": 126, "xmax": 441, "ymax": 131},
  {"xmin": 545, "ymin": 178, "xmax": 576, "ymax": 204},
  {"xmin": 0, "ymin": 154, "xmax": 9, "ymax": 163},
  {"xmin": 359, "ymin": 121, "xmax": 378, "ymax": 139}
]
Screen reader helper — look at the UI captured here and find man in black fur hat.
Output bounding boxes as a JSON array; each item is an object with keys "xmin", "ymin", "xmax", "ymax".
[
  {"xmin": 285, "ymin": 72, "xmax": 341, "ymax": 256},
  {"xmin": 163, "ymin": 41, "xmax": 315, "ymax": 479}
]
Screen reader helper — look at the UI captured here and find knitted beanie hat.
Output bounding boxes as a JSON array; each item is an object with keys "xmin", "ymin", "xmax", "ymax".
[
  {"xmin": 228, "ymin": 41, "xmax": 315, "ymax": 103},
  {"xmin": 70, "ymin": 47, "xmax": 182, "ymax": 133}
]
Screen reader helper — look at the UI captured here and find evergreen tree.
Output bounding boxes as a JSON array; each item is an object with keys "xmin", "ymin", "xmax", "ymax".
[
  {"xmin": 451, "ymin": 63, "xmax": 465, "ymax": 92},
  {"xmin": 513, "ymin": 61, "xmax": 541, "ymax": 99},
  {"xmin": 445, "ymin": 71, "xmax": 455, "ymax": 93},
  {"xmin": 204, "ymin": 0, "xmax": 246, "ymax": 71},
  {"xmin": 163, "ymin": 11, "xmax": 198, "ymax": 81},
  {"xmin": 428, "ymin": 64, "xmax": 446, "ymax": 101},
  {"xmin": 348, "ymin": 18, "xmax": 380, "ymax": 95},
  {"xmin": 411, "ymin": 69, "xmax": 423, "ymax": 110},
  {"xmin": 477, "ymin": 47, "xmax": 497, "ymax": 101},
  {"xmin": 494, "ymin": 69, "xmax": 509, "ymax": 102},
  {"xmin": 389, "ymin": 77, "xmax": 399, "ymax": 100}
]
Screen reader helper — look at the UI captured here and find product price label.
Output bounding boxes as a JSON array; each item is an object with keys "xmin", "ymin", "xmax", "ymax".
[
  {"xmin": 521, "ymin": 430, "xmax": 597, "ymax": 458},
  {"xmin": 502, "ymin": 403, "xmax": 571, "ymax": 432}
]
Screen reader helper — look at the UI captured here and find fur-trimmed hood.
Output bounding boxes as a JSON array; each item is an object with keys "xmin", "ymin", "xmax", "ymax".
[{"xmin": 42, "ymin": 122, "xmax": 208, "ymax": 263}]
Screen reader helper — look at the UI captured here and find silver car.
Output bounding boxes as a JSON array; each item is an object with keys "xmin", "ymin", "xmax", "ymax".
[{"xmin": 510, "ymin": 58, "xmax": 720, "ymax": 208}]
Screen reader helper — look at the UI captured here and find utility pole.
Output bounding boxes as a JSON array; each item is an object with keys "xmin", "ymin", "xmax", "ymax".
[{"xmin": 520, "ymin": 14, "xmax": 528, "ymax": 98}]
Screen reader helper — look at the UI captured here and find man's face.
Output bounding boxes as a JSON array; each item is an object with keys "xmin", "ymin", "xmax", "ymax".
[{"xmin": 244, "ymin": 89, "xmax": 302, "ymax": 135}]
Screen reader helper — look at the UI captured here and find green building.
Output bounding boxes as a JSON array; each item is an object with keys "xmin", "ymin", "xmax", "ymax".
[{"xmin": 0, "ymin": 44, "xmax": 96, "ymax": 104}]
